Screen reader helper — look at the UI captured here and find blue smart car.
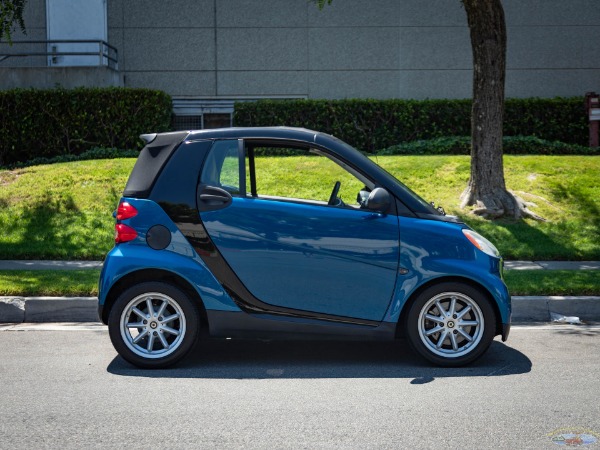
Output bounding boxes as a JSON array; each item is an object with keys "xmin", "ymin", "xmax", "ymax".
[{"xmin": 98, "ymin": 127, "xmax": 510, "ymax": 368}]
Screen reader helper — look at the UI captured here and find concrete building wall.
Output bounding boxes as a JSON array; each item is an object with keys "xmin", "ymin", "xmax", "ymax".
[
  {"xmin": 0, "ymin": 0, "xmax": 47, "ymax": 68},
  {"xmin": 2, "ymin": 0, "xmax": 599, "ymax": 99},
  {"xmin": 0, "ymin": 66, "xmax": 124, "ymax": 89}
]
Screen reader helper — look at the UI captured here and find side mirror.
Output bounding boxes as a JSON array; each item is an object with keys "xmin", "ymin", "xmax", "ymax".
[{"xmin": 365, "ymin": 187, "xmax": 391, "ymax": 213}]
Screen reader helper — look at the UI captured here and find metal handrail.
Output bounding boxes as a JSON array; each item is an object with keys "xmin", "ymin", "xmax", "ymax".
[{"xmin": 0, "ymin": 40, "xmax": 118, "ymax": 69}]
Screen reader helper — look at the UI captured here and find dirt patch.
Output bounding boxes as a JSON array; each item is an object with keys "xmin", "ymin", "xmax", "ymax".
[{"xmin": 0, "ymin": 171, "xmax": 20, "ymax": 186}]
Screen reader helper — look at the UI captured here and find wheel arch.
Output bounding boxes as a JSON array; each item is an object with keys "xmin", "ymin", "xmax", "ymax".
[
  {"xmin": 101, "ymin": 268, "xmax": 209, "ymax": 332},
  {"xmin": 395, "ymin": 276, "xmax": 503, "ymax": 339}
]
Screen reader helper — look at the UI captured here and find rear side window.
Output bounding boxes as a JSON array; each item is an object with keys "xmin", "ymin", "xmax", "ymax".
[{"xmin": 200, "ymin": 140, "xmax": 240, "ymax": 194}]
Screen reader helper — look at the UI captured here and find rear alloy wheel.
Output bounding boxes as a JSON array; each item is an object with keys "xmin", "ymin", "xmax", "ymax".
[
  {"xmin": 406, "ymin": 282, "xmax": 496, "ymax": 367},
  {"xmin": 108, "ymin": 282, "xmax": 200, "ymax": 369}
]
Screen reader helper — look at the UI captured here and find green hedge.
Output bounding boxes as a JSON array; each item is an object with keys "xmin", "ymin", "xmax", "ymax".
[
  {"xmin": 234, "ymin": 98, "xmax": 588, "ymax": 153},
  {"xmin": 1, "ymin": 146, "xmax": 139, "ymax": 170},
  {"xmin": 379, "ymin": 136, "xmax": 593, "ymax": 156},
  {"xmin": 0, "ymin": 87, "xmax": 172, "ymax": 165}
]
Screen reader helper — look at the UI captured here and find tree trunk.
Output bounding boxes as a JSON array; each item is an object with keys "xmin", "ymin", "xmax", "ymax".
[{"xmin": 460, "ymin": 0, "xmax": 541, "ymax": 220}]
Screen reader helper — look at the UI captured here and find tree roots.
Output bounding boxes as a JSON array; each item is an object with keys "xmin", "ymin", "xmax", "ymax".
[{"xmin": 460, "ymin": 186, "xmax": 546, "ymax": 221}]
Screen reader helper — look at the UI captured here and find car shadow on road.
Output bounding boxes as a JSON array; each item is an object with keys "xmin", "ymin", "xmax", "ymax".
[
  {"xmin": 551, "ymin": 327, "xmax": 600, "ymax": 337},
  {"xmin": 107, "ymin": 338, "xmax": 531, "ymax": 382}
]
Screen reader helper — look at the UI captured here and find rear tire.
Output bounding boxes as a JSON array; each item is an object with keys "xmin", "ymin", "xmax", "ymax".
[
  {"xmin": 406, "ymin": 282, "xmax": 496, "ymax": 367},
  {"xmin": 108, "ymin": 282, "xmax": 200, "ymax": 369}
]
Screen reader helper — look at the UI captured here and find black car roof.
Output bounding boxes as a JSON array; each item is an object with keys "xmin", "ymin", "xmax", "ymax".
[
  {"xmin": 186, "ymin": 126, "xmax": 320, "ymax": 143},
  {"xmin": 183, "ymin": 127, "xmax": 371, "ymax": 166}
]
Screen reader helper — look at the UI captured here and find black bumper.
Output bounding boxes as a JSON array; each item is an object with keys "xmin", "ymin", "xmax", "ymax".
[
  {"xmin": 502, "ymin": 323, "xmax": 511, "ymax": 341},
  {"xmin": 98, "ymin": 304, "xmax": 108, "ymax": 325}
]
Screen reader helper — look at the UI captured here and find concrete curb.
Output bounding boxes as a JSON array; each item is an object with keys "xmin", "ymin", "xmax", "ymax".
[
  {"xmin": 2, "ymin": 295, "xmax": 600, "ymax": 324},
  {"xmin": 511, "ymin": 296, "xmax": 600, "ymax": 322},
  {"xmin": 0, "ymin": 297, "xmax": 98, "ymax": 323}
]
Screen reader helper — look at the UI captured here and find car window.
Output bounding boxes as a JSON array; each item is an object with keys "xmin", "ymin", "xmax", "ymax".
[
  {"xmin": 247, "ymin": 144, "xmax": 372, "ymax": 208},
  {"xmin": 200, "ymin": 140, "xmax": 240, "ymax": 194}
]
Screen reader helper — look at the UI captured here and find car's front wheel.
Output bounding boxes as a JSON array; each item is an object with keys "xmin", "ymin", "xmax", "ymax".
[
  {"xmin": 406, "ymin": 282, "xmax": 496, "ymax": 367},
  {"xmin": 108, "ymin": 282, "xmax": 200, "ymax": 369}
]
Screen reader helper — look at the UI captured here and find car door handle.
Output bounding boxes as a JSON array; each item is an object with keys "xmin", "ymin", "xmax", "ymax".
[
  {"xmin": 198, "ymin": 185, "xmax": 233, "ymax": 212},
  {"xmin": 199, "ymin": 193, "xmax": 229, "ymax": 203}
]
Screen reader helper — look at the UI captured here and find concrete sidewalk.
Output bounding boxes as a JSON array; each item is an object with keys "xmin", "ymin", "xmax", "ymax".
[
  {"xmin": 0, "ymin": 260, "xmax": 103, "ymax": 270},
  {"xmin": 1, "ymin": 260, "xmax": 599, "ymax": 271},
  {"xmin": 2, "ymin": 295, "xmax": 600, "ymax": 324},
  {"xmin": 505, "ymin": 261, "xmax": 600, "ymax": 270}
]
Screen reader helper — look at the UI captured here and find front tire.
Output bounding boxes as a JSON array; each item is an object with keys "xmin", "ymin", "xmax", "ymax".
[
  {"xmin": 406, "ymin": 282, "xmax": 496, "ymax": 367},
  {"xmin": 108, "ymin": 282, "xmax": 200, "ymax": 369}
]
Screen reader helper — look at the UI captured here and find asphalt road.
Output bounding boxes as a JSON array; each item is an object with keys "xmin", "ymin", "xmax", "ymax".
[{"xmin": 0, "ymin": 324, "xmax": 599, "ymax": 449}]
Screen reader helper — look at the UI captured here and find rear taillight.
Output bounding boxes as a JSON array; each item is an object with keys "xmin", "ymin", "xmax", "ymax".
[
  {"xmin": 114, "ymin": 201, "xmax": 139, "ymax": 243},
  {"xmin": 116, "ymin": 201, "xmax": 138, "ymax": 220},
  {"xmin": 115, "ymin": 224, "xmax": 138, "ymax": 243}
]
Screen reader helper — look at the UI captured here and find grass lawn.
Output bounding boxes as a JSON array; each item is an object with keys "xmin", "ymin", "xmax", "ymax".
[
  {"xmin": 0, "ymin": 270, "xmax": 101, "ymax": 296},
  {"xmin": 503, "ymin": 270, "xmax": 599, "ymax": 296},
  {"xmin": 0, "ymin": 159, "xmax": 134, "ymax": 259},
  {"xmin": 372, "ymin": 155, "xmax": 600, "ymax": 260},
  {"xmin": 0, "ymin": 155, "xmax": 598, "ymax": 260},
  {"xmin": 0, "ymin": 269, "xmax": 596, "ymax": 297}
]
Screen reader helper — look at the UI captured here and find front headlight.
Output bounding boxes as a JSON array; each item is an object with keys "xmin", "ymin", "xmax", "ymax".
[{"xmin": 462, "ymin": 229, "xmax": 500, "ymax": 257}]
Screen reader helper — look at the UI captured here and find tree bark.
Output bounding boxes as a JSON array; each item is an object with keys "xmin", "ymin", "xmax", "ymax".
[{"xmin": 460, "ymin": 0, "xmax": 541, "ymax": 220}]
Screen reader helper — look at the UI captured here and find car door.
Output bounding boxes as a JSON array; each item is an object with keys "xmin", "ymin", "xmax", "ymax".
[{"xmin": 197, "ymin": 139, "xmax": 400, "ymax": 322}]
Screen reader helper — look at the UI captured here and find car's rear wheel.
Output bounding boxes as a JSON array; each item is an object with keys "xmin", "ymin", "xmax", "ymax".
[
  {"xmin": 406, "ymin": 282, "xmax": 496, "ymax": 367},
  {"xmin": 108, "ymin": 282, "xmax": 200, "ymax": 369}
]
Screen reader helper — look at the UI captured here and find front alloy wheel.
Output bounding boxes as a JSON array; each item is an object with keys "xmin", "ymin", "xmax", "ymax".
[
  {"xmin": 407, "ymin": 282, "xmax": 496, "ymax": 366},
  {"xmin": 108, "ymin": 282, "xmax": 200, "ymax": 369}
]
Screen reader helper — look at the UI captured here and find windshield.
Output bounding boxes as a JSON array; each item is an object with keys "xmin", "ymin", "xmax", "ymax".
[
  {"xmin": 372, "ymin": 159, "xmax": 442, "ymax": 214},
  {"xmin": 318, "ymin": 133, "xmax": 442, "ymax": 216}
]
